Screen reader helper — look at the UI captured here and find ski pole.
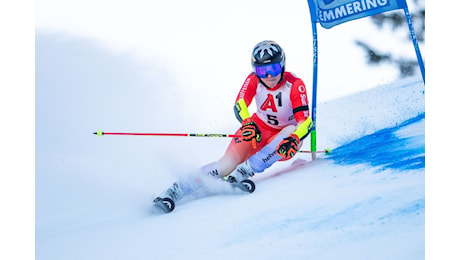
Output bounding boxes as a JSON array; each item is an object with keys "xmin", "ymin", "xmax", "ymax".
[
  {"xmin": 94, "ymin": 131, "xmax": 331, "ymax": 152},
  {"xmin": 298, "ymin": 148, "xmax": 332, "ymax": 154},
  {"xmin": 93, "ymin": 130, "xmax": 241, "ymax": 138}
]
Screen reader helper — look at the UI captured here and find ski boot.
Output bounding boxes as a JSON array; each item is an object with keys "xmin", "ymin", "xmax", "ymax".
[
  {"xmin": 153, "ymin": 182, "xmax": 186, "ymax": 213},
  {"xmin": 225, "ymin": 161, "xmax": 256, "ymax": 193}
]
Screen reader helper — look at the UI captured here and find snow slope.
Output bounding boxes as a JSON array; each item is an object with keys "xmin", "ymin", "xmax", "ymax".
[{"xmin": 35, "ymin": 33, "xmax": 424, "ymax": 259}]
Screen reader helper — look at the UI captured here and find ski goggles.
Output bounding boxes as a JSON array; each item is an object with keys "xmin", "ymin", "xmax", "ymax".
[{"xmin": 254, "ymin": 63, "xmax": 283, "ymax": 78}]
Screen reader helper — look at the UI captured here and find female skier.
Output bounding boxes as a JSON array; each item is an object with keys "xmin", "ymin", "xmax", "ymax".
[{"xmin": 154, "ymin": 40, "xmax": 313, "ymax": 212}]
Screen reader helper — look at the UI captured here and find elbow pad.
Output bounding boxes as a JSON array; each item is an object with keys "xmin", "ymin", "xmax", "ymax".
[
  {"xmin": 293, "ymin": 117, "xmax": 313, "ymax": 140},
  {"xmin": 233, "ymin": 99, "xmax": 251, "ymax": 123}
]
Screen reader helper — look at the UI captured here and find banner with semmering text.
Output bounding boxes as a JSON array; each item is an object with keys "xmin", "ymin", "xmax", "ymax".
[{"xmin": 310, "ymin": 0, "xmax": 407, "ymax": 29}]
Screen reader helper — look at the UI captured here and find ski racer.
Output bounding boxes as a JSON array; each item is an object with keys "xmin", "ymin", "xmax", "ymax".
[{"xmin": 154, "ymin": 40, "xmax": 313, "ymax": 212}]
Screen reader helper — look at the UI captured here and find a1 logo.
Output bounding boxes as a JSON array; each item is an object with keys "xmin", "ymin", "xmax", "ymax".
[{"xmin": 260, "ymin": 92, "xmax": 282, "ymax": 112}]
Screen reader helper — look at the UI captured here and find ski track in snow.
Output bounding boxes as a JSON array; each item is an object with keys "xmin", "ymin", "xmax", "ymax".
[{"xmin": 35, "ymin": 34, "xmax": 425, "ymax": 260}]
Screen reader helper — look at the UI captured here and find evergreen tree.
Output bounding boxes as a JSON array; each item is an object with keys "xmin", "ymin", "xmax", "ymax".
[{"xmin": 355, "ymin": 0, "xmax": 425, "ymax": 78}]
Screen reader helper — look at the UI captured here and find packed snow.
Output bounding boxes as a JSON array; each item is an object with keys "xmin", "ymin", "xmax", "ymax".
[{"xmin": 35, "ymin": 33, "xmax": 425, "ymax": 259}]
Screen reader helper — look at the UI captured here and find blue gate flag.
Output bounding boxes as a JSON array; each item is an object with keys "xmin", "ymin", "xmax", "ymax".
[{"xmin": 310, "ymin": 0, "xmax": 407, "ymax": 29}]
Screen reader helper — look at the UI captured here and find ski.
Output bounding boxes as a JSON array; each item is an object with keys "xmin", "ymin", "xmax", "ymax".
[
  {"xmin": 153, "ymin": 197, "xmax": 175, "ymax": 214},
  {"xmin": 227, "ymin": 178, "xmax": 256, "ymax": 193},
  {"xmin": 153, "ymin": 179, "xmax": 256, "ymax": 214}
]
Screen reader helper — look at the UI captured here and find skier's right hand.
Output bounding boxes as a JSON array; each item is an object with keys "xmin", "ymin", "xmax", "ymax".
[{"xmin": 240, "ymin": 118, "xmax": 262, "ymax": 147}]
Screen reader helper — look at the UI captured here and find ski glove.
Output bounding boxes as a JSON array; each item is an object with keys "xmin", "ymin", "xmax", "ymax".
[
  {"xmin": 240, "ymin": 118, "xmax": 262, "ymax": 147},
  {"xmin": 276, "ymin": 133, "xmax": 300, "ymax": 160}
]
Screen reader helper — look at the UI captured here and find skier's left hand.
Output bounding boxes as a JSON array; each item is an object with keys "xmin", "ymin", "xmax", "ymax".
[{"xmin": 276, "ymin": 134, "xmax": 300, "ymax": 159}]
